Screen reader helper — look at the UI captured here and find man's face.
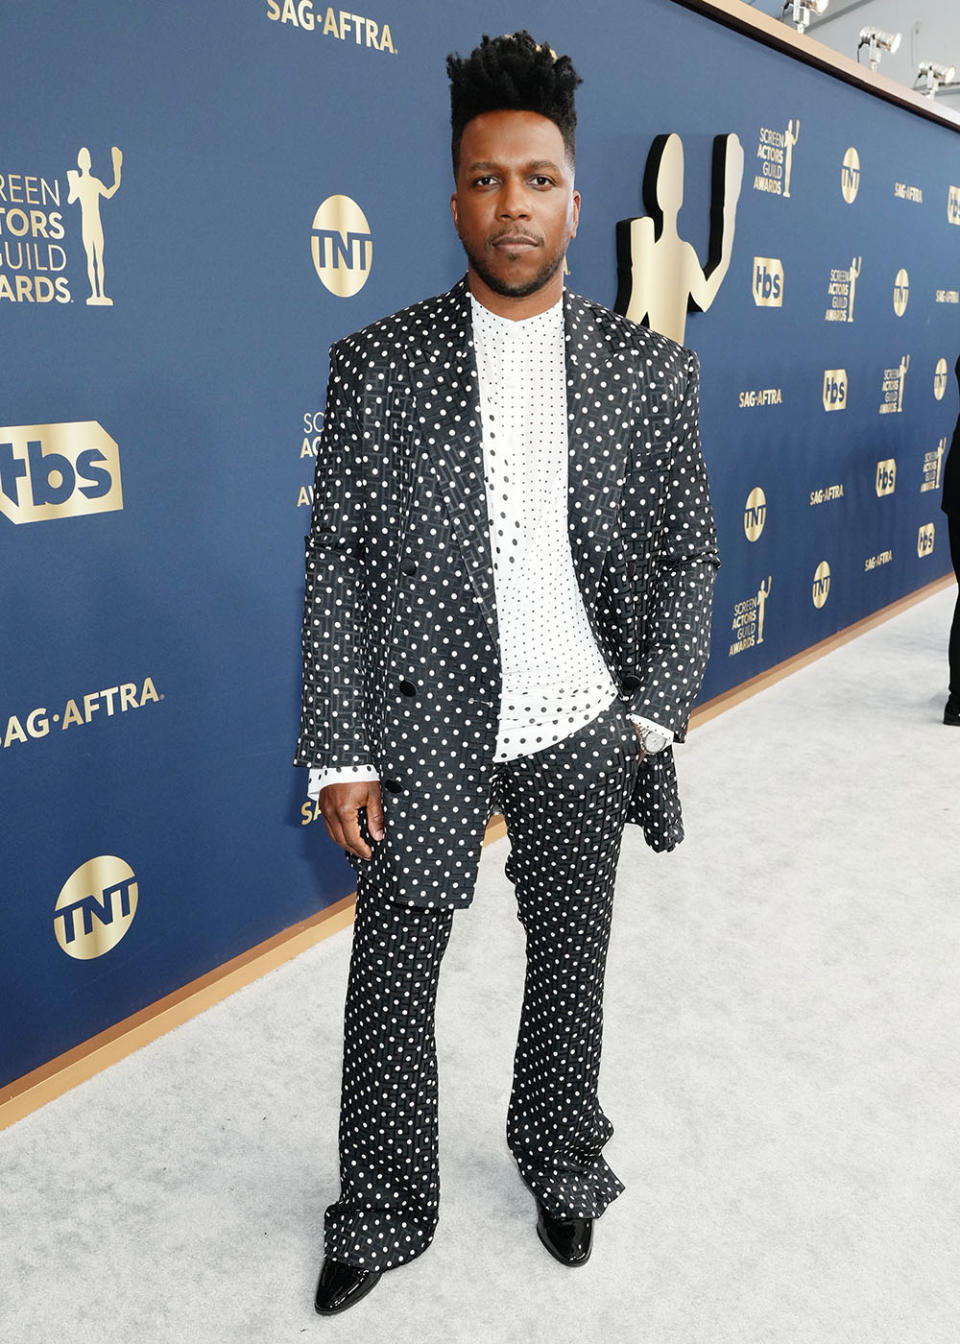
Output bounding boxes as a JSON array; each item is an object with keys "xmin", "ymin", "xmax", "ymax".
[{"xmin": 450, "ymin": 109, "xmax": 580, "ymax": 304}]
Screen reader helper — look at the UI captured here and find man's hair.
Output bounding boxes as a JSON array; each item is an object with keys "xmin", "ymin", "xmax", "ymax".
[{"xmin": 447, "ymin": 31, "xmax": 583, "ymax": 175}]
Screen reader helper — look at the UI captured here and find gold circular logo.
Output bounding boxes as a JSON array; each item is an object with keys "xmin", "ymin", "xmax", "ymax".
[
  {"xmin": 893, "ymin": 268, "xmax": 909, "ymax": 317},
  {"xmin": 812, "ymin": 560, "xmax": 831, "ymax": 609},
  {"xmin": 743, "ymin": 486, "xmax": 767, "ymax": 542},
  {"xmin": 310, "ymin": 195, "xmax": 372, "ymax": 297},
  {"xmin": 54, "ymin": 856, "xmax": 138, "ymax": 960},
  {"xmin": 934, "ymin": 357, "xmax": 948, "ymax": 400},
  {"xmin": 841, "ymin": 147, "xmax": 860, "ymax": 204}
]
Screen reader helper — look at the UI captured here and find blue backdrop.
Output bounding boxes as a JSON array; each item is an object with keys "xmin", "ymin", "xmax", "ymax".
[{"xmin": 1, "ymin": 0, "xmax": 957, "ymax": 1090}]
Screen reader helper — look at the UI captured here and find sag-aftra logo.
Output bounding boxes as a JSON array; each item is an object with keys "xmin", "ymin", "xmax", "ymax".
[{"xmin": 0, "ymin": 422, "xmax": 123, "ymax": 523}]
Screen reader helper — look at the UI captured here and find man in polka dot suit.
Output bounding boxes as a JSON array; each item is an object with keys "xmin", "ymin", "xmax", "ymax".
[{"xmin": 296, "ymin": 31, "xmax": 720, "ymax": 1315}]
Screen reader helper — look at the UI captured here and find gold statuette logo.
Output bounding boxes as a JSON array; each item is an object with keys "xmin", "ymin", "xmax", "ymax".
[
  {"xmin": 752, "ymin": 258, "xmax": 783, "ymax": 307},
  {"xmin": 0, "ymin": 422, "xmax": 122, "ymax": 524},
  {"xmin": 743, "ymin": 486, "xmax": 767, "ymax": 541},
  {"xmin": 934, "ymin": 358, "xmax": 949, "ymax": 400},
  {"xmin": 67, "ymin": 146, "xmax": 123, "ymax": 306},
  {"xmin": 311, "ymin": 195, "xmax": 372, "ymax": 297},
  {"xmin": 917, "ymin": 523, "xmax": 936, "ymax": 557},
  {"xmin": 892, "ymin": 268, "xmax": 909, "ymax": 317},
  {"xmin": 841, "ymin": 147, "xmax": 860, "ymax": 203},
  {"xmin": 812, "ymin": 561, "xmax": 831, "ymax": 609},
  {"xmin": 54, "ymin": 856, "xmax": 138, "ymax": 959},
  {"xmin": 822, "ymin": 370, "xmax": 847, "ymax": 411},
  {"xmin": 875, "ymin": 459, "xmax": 896, "ymax": 496}
]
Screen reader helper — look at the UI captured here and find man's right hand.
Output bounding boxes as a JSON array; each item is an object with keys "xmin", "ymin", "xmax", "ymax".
[{"xmin": 318, "ymin": 781, "xmax": 384, "ymax": 860}]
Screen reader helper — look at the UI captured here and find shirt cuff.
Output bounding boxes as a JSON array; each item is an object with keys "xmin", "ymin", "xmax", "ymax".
[
  {"xmin": 307, "ymin": 764, "xmax": 379, "ymax": 800},
  {"xmin": 626, "ymin": 715, "xmax": 674, "ymax": 752}
]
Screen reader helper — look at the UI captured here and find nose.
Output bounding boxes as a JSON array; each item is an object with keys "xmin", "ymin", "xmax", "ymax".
[{"xmin": 498, "ymin": 176, "xmax": 531, "ymax": 219}]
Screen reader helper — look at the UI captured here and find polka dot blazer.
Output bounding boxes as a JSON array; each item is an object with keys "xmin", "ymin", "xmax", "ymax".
[{"xmin": 295, "ymin": 276, "xmax": 720, "ymax": 909}]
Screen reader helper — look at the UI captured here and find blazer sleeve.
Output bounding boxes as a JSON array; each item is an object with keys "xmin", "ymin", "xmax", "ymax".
[
  {"xmin": 627, "ymin": 347, "xmax": 720, "ymax": 742},
  {"xmin": 293, "ymin": 342, "xmax": 373, "ymax": 770}
]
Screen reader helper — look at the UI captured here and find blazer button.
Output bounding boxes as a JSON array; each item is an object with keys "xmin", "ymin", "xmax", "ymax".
[
  {"xmin": 622, "ymin": 673, "xmax": 641, "ymax": 692},
  {"xmin": 383, "ymin": 778, "xmax": 403, "ymax": 794},
  {"xmin": 399, "ymin": 679, "xmax": 416, "ymax": 697},
  {"xmin": 400, "ymin": 558, "xmax": 417, "ymax": 575}
]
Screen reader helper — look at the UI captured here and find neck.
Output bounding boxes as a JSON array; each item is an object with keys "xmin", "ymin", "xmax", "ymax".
[{"xmin": 466, "ymin": 267, "xmax": 563, "ymax": 320}]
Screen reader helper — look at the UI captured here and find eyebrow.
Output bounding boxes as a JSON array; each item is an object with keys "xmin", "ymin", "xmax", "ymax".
[{"xmin": 466, "ymin": 159, "xmax": 563, "ymax": 174}]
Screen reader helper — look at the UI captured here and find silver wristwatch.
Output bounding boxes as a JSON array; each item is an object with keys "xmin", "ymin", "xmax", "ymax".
[{"xmin": 635, "ymin": 722, "xmax": 671, "ymax": 755}]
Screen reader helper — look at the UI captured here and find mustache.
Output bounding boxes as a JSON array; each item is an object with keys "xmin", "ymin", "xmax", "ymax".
[{"xmin": 488, "ymin": 229, "xmax": 543, "ymax": 246}]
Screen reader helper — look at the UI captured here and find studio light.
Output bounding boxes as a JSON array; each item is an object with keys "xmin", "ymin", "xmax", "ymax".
[
  {"xmin": 780, "ymin": 0, "xmax": 829, "ymax": 37},
  {"xmin": 858, "ymin": 26, "xmax": 901, "ymax": 73},
  {"xmin": 914, "ymin": 59, "xmax": 957, "ymax": 98}
]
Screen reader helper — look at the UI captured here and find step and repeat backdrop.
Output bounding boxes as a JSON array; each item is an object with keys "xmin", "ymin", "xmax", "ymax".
[{"xmin": 2, "ymin": 0, "xmax": 957, "ymax": 1091}]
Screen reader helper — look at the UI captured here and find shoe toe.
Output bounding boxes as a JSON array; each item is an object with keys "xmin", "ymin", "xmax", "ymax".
[
  {"xmin": 536, "ymin": 1203, "xmax": 594, "ymax": 1266},
  {"xmin": 314, "ymin": 1257, "xmax": 382, "ymax": 1315}
]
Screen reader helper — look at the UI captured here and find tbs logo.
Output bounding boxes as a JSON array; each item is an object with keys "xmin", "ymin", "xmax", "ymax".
[
  {"xmin": 917, "ymin": 523, "xmax": 936, "ymax": 558},
  {"xmin": 752, "ymin": 258, "xmax": 784, "ymax": 307},
  {"xmin": 0, "ymin": 422, "xmax": 123, "ymax": 524},
  {"xmin": 875, "ymin": 459, "xmax": 896, "ymax": 497},
  {"xmin": 822, "ymin": 370, "xmax": 847, "ymax": 411}
]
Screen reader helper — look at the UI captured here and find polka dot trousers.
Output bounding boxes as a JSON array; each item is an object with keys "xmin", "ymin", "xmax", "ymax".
[{"xmin": 323, "ymin": 698, "xmax": 641, "ymax": 1270}]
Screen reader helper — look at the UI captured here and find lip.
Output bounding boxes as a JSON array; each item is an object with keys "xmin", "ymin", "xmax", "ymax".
[{"xmin": 491, "ymin": 235, "xmax": 539, "ymax": 249}]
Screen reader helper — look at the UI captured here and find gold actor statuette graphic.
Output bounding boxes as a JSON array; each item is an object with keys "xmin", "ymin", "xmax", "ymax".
[
  {"xmin": 616, "ymin": 133, "xmax": 744, "ymax": 343},
  {"xmin": 67, "ymin": 146, "xmax": 123, "ymax": 305},
  {"xmin": 782, "ymin": 120, "xmax": 799, "ymax": 198},
  {"xmin": 756, "ymin": 576, "xmax": 772, "ymax": 643},
  {"xmin": 841, "ymin": 147, "xmax": 860, "ymax": 204},
  {"xmin": 54, "ymin": 856, "xmax": 138, "ymax": 959},
  {"xmin": 812, "ymin": 561, "xmax": 831, "ymax": 609},
  {"xmin": 311, "ymin": 195, "xmax": 372, "ymax": 297}
]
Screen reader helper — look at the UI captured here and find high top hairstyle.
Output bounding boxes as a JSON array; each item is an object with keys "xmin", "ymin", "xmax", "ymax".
[{"xmin": 447, "ymin": 31, "xmax": 583, "ymax": 175}]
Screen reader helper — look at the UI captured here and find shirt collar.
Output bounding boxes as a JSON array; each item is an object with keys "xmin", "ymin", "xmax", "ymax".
[{"xmin": 470, "ymin": 290, "xmax": 564, "ymax": 341}]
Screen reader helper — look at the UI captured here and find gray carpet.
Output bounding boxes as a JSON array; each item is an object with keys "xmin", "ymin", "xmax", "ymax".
[{"xmin": 3, "ymin": 587, "xmax": 958, "ymax": 1344}]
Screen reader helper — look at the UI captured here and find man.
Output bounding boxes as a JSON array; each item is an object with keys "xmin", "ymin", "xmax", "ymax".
[
  {"xmin": 940, "ymin": 353, "xmax": 960, "ymax": 725},
  {"xmin": 295, "ymin": 31, "xmax": 720, "ymax": 1316}
]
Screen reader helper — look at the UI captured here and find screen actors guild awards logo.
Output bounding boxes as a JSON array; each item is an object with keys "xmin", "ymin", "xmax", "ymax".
[
  {"xmin": 615, "ymin": 133, "xmax": 743, "ymax": 344},
  {"xmin": 743, "ymin": 487, "xmax": 767, "ymax": 540},
  {"xmin": 812, "ymin": 561, "xmax": 831, "ymax": 609},
  {"xmin": 879, "ymin": 357, "xmax": 909, "ymax": 414},
  {"xmin": 311, "ymin": 195, "xmax": 373, "ymax": 297},
  {"xmin": 921, "ymin": 441, "xmax": 946, "ymax": 493},
  {"xmin": 825, "ymin": 258, "xmax": 861, "ymax": 322},
  {"xmin": 892, "ymin": 268, "xmax": 909, "ymax": 317},
  {"xmin": 67, "ymin": 146, "xmax": 122, "ymax": 305},
  {"xmin": 753, "ymin": 119, "xmax": 799, "ymax": 197},
  {"xmin": 841, "ymin": 147, "xmax": 860, "ymax": 203},
  {"xmin": 53, "ymin": 856, "xmax": 138, "ymax": 959}
]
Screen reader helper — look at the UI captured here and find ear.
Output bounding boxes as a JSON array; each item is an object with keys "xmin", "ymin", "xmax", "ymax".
[
  {"xmin": 450, "ymin": 193, "xmax": 460, "ymax": 235},
  {"xmin": 570, "ymin": 189, "xmax": 581, "ymax": 240}
]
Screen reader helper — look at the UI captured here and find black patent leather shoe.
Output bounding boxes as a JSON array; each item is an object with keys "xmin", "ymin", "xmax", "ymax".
[
  {"xmin": 944, "ymin": 700, "xmax": 960, "ymax": 726},
  {"xmin": 314, "ymin": 1256, "xmax": 382, "ymax": 1315},
  {"xmin": 535, "ymin": 1200, "xmax": 594, "ymax": 1266}
]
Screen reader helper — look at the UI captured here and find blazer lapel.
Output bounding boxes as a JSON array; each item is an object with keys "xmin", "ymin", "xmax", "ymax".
[
  {"xmin": 563, "ymin": 291, "xmax": 632, "ymax": 611},
  {"xmin": 410, "ymin": 277, "xmax": 499, "ymax": 652}
]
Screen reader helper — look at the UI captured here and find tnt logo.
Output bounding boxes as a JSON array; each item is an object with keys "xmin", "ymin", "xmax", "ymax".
[
  {"xmin": 752, "ymin": 257, "xmax": 783, "ymax": 307},
  {"xmin": 822, "ymin": 370, "xmax": 847, "ymax": 411},
  {"xmin": 0, "ymin": 422, "xmax": 122, "ymax": 524},
  {"xmin": 53, "ymin": 856, "xmax": 138, "ymax": 960},
  {"xmin": 743, "ymin": 486, "xmax": 767, "ymax": 541},
  {"xmin": 311, "ymin": 194, "xmax": 372, "ymax": 297},
  {"xmin": 917, "ymin": 523, "xmax": 936, "ymax": 558},
  {"xmin": 948, "ymin": 186, "xmax": 960, "ymax": 226},
  {"xmin": 893, "ymin": 268, "xmax": 909, "ymax": 317},
  {"xmin": 875, "ymin": 459, "xmax": 896, "ymax": 496},
  {"xmin": 934, "ymin": 358, "xmax": 949, "ymax": 400},
  {"xmin": 841, "ymin": 147, "xmax": 860, "ymax": 204},
  {"xmin": 812, "ymin": 560, "xmax": 831, "ymax": 609}
]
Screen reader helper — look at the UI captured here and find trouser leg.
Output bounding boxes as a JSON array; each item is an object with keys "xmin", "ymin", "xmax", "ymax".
[
  {"xmin": 497, "ymin": 699, "xmax": 641, "ymax": 1218},
  {"xmin": 323, "ymin": 873, "xmax": 454, "ymax": 1270},
  {"xmin": 948, "ymin": 515, "xmax": 960, "ymax": 706}
]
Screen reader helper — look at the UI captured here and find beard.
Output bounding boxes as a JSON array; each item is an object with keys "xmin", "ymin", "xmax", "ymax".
[{"xmin": 462, "ymin": 240, "xmax": 564, "ymax": 300}]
